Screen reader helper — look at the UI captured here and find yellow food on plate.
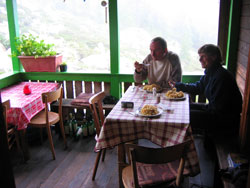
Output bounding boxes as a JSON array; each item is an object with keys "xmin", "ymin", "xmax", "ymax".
[
  {"xmin": 165, "ymin": 88, "xmax": 184, "ymax": 98},
  {"xmin": 140, "ymin": 104, "xmax": 159, "ymax": 116},
  {"xmin": 143, "ymin": 84, "xmax": 162, "ymax": 92}
]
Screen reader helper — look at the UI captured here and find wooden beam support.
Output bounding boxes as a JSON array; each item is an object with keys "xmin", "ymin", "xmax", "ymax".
[
  {"xmin": 6, "ymin": 0, "xmax": 21, "ymax": 72},
  {"xmin": 240, "ymin": 45, "xmax": 250, "ymax": 153}
]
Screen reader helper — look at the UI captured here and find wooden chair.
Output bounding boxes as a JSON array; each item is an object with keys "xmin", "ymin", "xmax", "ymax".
[
  {"xmin": 89, "ymin": 91, "xmax": 107, "ymax": 180},
  {"xmin": 2, "ymin": 100, "xmax": 22, "ymax": 152},
  {"xmin": 28, "ymin": 87, "xmax": 67, "ymax": 160},
  {"xmin": 122, "ymin": 140, "xmax": 192, "ymax": 188}
]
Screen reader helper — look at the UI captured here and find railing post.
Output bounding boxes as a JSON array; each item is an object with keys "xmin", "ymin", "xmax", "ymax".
[
  {"xmin": 110, "ymin": 74, "xmax": 121, "ymax": 99},
  {"xmin": 109, "ymin": 0, "xmax": 120, "ymax": 98}
]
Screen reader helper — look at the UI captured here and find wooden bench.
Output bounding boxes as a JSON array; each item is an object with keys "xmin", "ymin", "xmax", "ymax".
[
  {"xmin": 189, "ymin": 92, "xmax": 237, "ymax": 188},
  {"xmin": 188, "ymin": 92, "xmax": 240, "ymax": 188},
  {"xmin": 213, "ymin": 137, "xmax": 238, "ymax": 188},
  {"xmin": 52, "ymin": 98, "xmax": 115, "ymax": 110},
  {"xmin": 51, "ymin": 98, "xmax": 115, "ymax": 120}
]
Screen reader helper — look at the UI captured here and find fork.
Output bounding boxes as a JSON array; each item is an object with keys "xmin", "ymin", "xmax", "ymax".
[{"xmin": 127, "ymin": 111, "xmax": 138, "ymax": 116}]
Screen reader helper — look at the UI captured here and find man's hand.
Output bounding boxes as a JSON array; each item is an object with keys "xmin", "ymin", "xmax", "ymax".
[
  {"xmin": 168, "ymin": 80, "xmax": 176, "ymax": 88},
  {"xmin": 134, "ymin": 61, "xmax": 143, "ymax": 73}
]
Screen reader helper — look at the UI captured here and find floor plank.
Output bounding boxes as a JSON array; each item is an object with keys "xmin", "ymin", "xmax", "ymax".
[{"xmin": 10, "ymin": 130, "xmax": 216, "ymax": 188}]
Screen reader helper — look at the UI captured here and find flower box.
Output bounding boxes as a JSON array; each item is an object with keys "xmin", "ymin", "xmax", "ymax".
[{"xmin": 18, "ymin": 54, "xmax": 62, "ymax": 72}]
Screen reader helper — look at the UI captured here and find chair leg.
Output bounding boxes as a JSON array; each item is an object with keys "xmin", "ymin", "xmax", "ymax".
[
  {"xmin": 92, "ymin": 149, "xmax": 103, "ymax": 181},
  {"xmin": 59, "ymin": 118, "xmax": 67, "ymax": 149},
  {"xmin": 176, "ymin": 158, "xmax": 185, "ymax": 187},
  {"xmin": 125, "ymin": 140, "xmax": 137, "ymax": 164},
  {"xmin": 46, "ymin": 125, "xmax": 56, "ymax": 160},
  {"xmin": 101, "ymin": 148, "xmax": 106, "ymax": 162}
]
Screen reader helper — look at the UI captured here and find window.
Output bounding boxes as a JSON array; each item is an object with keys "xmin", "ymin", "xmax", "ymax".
[
  {"xmin": 0, "ymin": 1, "xmax": 13, "ymax": 75},
  {"xmin": 118, "ymin": 0, "xmax": 220, "ymax": 74},
  {"xmin": 17, "ymin": 0, "xmax": 110, "ymax": 73}
]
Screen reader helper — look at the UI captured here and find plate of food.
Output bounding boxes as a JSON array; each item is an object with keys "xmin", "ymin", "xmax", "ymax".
[
  {"xmin": 164, "ymin": 88, "xmax": 186, "ymax": 100},
  {"xmin": 136, "ymin": 104, "xmax": 163, "ymax": 117},
  {"xmin": 141, "ymin": 84, "xmax": 163, "ymax": 93}
]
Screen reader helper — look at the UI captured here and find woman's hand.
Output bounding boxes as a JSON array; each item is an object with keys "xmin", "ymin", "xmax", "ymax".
[{"xmin": 134, "ymin": 61, "xmax": 143, "ymax": 73}]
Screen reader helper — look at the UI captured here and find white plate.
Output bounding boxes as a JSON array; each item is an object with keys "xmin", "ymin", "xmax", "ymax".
[
  {"xmin": 139, "ymin": 87, "xmax": 146, "ymax": 92},
  {"xmin": 139, "ymin": 87, "xmax": 163, "ymax": 93},
  {"xmin": 136, "ymin": 107, "xmax": 163, "ymax": 118},
  {"xmin": 146, "ymin": 88, "xmax": 163, "ymax": 93},
  {"xmin": 164, "ymin": 93, "xmax": 186, "ymax": 101}
]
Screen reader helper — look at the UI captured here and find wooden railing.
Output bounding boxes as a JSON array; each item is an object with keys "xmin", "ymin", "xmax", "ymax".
[
  {"xmin": 0, "ymin": 72, "xmax": 204, "ymax": 102},
  {"xmin": 25, "ymin": 80, "xmax": 137, "ymax": 99},
  {"xmin": 1, "ymin": 73, "xmax": 207, "ymax": 122},
  {"xmin": 41, "ymin": 80, "xmax": 207, "ymax": 104}
]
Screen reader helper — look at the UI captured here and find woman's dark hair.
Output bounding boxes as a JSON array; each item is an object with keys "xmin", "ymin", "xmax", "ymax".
[
  {"xmin": 198, "ymin": 44, "xmax": 222, "ymax": 63},
  {"xmin": 151, "ymin": 37, "xmax": 167, "ymax": 49}
]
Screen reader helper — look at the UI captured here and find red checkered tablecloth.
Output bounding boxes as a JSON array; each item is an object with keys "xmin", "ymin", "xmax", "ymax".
[
  {"xmin": 95, "ymin": 86, "xmax": 200, "ymax": 176},
  {"xmin": 1, "ymin": 82, "xmax": 59, "ymax": 130}
]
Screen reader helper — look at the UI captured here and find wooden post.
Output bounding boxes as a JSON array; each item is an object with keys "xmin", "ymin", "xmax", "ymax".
[{"xmin": 239, "ymin": 46, "xmax": 250, "ymax": 153}]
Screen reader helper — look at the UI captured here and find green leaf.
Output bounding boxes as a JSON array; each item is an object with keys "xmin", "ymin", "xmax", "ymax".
[{"xmin": 11, "ymin": 34, "xmax": 59, "ymax": 57}]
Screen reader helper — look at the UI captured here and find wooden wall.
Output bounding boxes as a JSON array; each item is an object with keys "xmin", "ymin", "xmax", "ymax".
[
  {"xmin": 236, "ymin": 0, "xmax": 250, "ymax": 94},
  {"xmin": 236, "ymin": 0, "xmax": 250, "ymax": 153}
]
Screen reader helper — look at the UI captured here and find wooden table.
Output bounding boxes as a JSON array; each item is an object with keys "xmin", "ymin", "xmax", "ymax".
[
  {"xmin": 95, "ymin": 86, "xmax": 200, "ymax": 187},
  {"xmin": 1, "ymin": 81, "xmax": 59, "ymax": 160}
]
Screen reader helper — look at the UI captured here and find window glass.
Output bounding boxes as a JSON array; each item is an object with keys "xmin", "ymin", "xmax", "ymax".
[
  {"xmin": 118, "ymin": 0, "xmax": 220, "ymax": 74},
  {"xmin": 0, "ymin": 1, "xmax": 13, "ymax": 75},
  {"xmin": 17, "ymin": 0, "xmax": 110, "ymax": 73}
]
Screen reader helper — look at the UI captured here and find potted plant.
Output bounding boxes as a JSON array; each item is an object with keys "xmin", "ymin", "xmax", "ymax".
[
  {"xmin": 60, "ymin": 62, "xmax": 67, "ymax": 72},
  {"xmin": 12, "ymin": 34, "xmax": 62, "ymax": 72}
]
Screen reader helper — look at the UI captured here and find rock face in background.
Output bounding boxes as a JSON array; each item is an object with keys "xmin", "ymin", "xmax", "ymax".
[
  {"xmin": 0, "ymin": 0, "xmax": 111, "ymax": 74},
  {"xmin": 0, "ymin": 0, "xmax": 219, "ymax": 75},
  {"xmin": 0, "ymin": 43, "xmax": 12, "ymax": 74}
]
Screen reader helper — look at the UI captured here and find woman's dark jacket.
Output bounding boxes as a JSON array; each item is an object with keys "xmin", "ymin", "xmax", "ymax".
[{"xmin": 175, "ymin": 62, "xmax": 242, "ymax": 121}]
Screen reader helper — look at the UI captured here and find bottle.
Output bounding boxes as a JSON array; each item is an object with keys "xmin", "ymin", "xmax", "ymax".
[
  {"xmin": 157, "ymin": 94, "xmax": 161, "ymax": 104},
  {"xmin": 68, "ymin": 113, "xmax": 73, "ymax": 137},
  {"xmin": 74, "ymin": 125, "xmax": 83, "ymax": 141},
  {"xmin": 88, "ymin": 120, "xmax": 95, "ymax": 136},
  {"xmin": 153, "ymin": 87, "xmax": 157, "ymax": 98},
  {"xmin": 64, "ymin": 119, "xmax": 70, "ymax": 135},
  {"xmin": 82, "ymin": 123, "xmax": 88, "ymax": 137},
  {"xmin": 72, "ymin": 114, "xmax": 78, "ymax": 136}
]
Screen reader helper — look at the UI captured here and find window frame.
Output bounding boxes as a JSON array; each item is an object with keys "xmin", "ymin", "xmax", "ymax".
[{"xmin": 4, "ymin": 0, "xmax": 241, "ymax": 98}]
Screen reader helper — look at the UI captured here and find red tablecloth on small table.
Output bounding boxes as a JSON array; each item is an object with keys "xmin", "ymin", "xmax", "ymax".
[{"xmin": 1, "ymin": 81, "xmax": 59, "ymax": 130}]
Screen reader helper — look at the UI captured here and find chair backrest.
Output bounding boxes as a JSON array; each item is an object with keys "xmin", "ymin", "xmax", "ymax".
[
  {"xmin": 89, "ymin": 91, "xmax": 106, "ymax": 136},
  {"xmin": 42, "ymin": 87, "xmax": 63, "ymax": 122},
  {"xmin": 2, "ymin": 100, "xmax": 13, "ymax": 149},
  {"xmin": 126, "ymin": 139, "xmax": 192, "ymax": 187},
  {"xmin": 2, "ymin": 100, "xmax": 10, "ymax": 123},
  {"xmin": 42, "ymin": 86, "xmax": 62, "ymax": 103}
]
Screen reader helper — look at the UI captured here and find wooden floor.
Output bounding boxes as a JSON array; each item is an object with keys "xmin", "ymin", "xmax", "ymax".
[{"xmin": 10, "ymin": 129, "xmax": 216, "ymax": 188}]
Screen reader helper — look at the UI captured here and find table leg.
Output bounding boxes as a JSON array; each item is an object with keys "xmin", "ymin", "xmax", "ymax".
[
  {"xmin": 118, "ymin": 144, "xmax": 126, "ymax": 188},
  {"xmin": 19, "ymin": 129, "xmax": 30, "ymax": 161}
]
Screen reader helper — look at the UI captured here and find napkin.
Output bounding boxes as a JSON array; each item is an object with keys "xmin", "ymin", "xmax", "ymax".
[{"xmin": 158, "ymin": 104, "xmax": 174, "ymax": 111}]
